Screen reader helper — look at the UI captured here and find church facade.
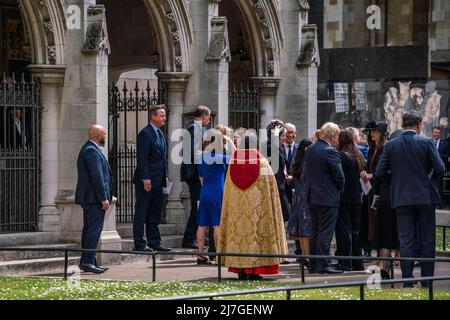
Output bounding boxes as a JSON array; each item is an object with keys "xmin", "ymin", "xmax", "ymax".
[{"xmin": 0, "ymin": 0, "xmax": 319, "ymax": 248}]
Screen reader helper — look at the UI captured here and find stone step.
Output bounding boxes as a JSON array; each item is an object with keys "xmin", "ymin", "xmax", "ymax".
[
  {"xmin": 117, "ymin": 223, "xmax": 178, "ymax": 238},
  {"xmin": 0, "ymin": 243, "xmax": 79, "ymax": 262},
  {"xmin": 0, "ymin": 256, "xmax": 80, "ymax": 275},
  {"xmin": 0, "ymin": 232, "xmax": 59, "ymax": 247}
]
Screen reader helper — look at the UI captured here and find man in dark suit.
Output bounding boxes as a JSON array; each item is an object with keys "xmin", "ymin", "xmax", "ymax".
[
  {"xmin": 304, "ymin": 122, "xmax": 345, "ymax": 274},
  {"xmin": 375, "ymin": 112, "xmax": 445, "ymax": 288},
  {"xmin": 180, "ymin": 105, "xmax": 211, "ymax": 249},
  {"xmin": 5, "ymin": 108, "xmax": 31, "ymax": 150},
  {"xmin": 431, "ymin": 127, "xmax": 449, "ymax": 206},
  {"xmin": 75, "ymin": 125, "xmax": 113, "ymax": 273},
  {"xmin": 265, "ymin": 119, "xmax": 290, "ymax": 222},
  {"xmin": 283, "ymin": 123, "xmax": 298, "ymax": 203},
  {"xmin": 133, "ymin": 105, "xmax": 171, "ymax": 252}
]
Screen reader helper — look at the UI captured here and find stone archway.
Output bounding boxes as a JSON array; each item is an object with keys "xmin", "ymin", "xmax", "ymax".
[
  {"xmin": 18, "ymin": 0, "xmax": 66, "ymax": 65},
  {"xmin": 230, "ymin": 0, "xmax": 283, "ymax": 78}
]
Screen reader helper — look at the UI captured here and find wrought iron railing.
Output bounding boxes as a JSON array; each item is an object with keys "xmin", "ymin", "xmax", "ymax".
[
  {"xmin": 229, "ymin": 83, "xmax": 260, "ymax": 131},
  {"xmin": 108, "ymin": 80, "xmax": 166, "ymax": 223},
  {"xmin": 0, "ymin": 73, "xmax": 41, "ymax": 232}
]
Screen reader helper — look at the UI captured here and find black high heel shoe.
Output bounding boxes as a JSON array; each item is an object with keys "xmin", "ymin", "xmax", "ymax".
[{"xmin": 197, "ymin": 255, "xmax": 210, "ymax": 265}]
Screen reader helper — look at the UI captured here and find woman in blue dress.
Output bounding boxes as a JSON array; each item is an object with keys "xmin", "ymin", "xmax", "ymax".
[
  {"xmin": 196, "ymin": 128, "xmax": 235, "ymax": 264},
  {"xmin": 288, "ymin": 138, "xmax": 313, "ymax": 267}
]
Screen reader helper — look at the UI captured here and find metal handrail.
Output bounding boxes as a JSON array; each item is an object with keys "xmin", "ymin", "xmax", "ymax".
[
  {"xmin": 158, "ymin": 275, "xmax": 450, "ymax": 301},
  {"xmin": 1, "ymin": 246, "xmax": 450, "ymax": 284}
]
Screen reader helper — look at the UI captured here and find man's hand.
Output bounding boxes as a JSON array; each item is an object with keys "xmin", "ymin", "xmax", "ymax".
[
  {"xmin": 102, "ymin": 200, "xmax": 110, "ymax": 211},
  {"xmin": 285, "ymin": 175, "xmax": 293, "ymax": 183},
  {"xmin": 143, "ymin": 179, "xmax": 152, "ymax": 192}
]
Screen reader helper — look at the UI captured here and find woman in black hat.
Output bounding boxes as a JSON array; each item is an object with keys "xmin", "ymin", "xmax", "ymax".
[{"xmin": 359, "ymin": 122, "xmax": 388, "ymax": 258}]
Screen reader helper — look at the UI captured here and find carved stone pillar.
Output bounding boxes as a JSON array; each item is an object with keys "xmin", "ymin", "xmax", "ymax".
[
  {"xmin": 205, "ymin": 17, "xmax": 231, "ymax": 125},
  {"xmin": 157, "ymin": 72, "xmax": 192, "ymax": 236},
  {"xmin": 296, "ymin": 24, "xmax": 320, "ymax": 137},
  {"xmin": 250, "ymin": 77, "xmax": 281, "ymax": 128},
  {"xmin": 27, "ymin": 65, "xmax": 66, "ymax": 232}
]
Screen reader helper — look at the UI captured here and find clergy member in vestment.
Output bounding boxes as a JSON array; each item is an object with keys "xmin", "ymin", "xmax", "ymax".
[{"xmin": 217, "ymin": 132, "xmax": 288, "ymax": 281}]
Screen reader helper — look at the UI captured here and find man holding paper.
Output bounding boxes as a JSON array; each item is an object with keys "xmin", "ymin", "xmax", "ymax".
[{"xmin": 132, "ymin": 105, "xmax": 171, "ymax": 252}]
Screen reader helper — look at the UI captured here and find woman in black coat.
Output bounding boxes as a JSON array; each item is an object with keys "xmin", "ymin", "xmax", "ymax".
[{"xmin": 335, "ymin": 130, "xmax": 366, "ymax": 271}]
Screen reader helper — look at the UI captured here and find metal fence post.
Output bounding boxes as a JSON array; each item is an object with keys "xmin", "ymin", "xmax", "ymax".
[
  {"xmin": 63, "ymin": 250, "xmax": 68, "ymax": 280},
  {"xmin": 286, "ymin": 290, "xmax": 291, "ymax": 300},
  {"xmin": 443, "ymin": 227, "xmax": 447, "ymax": 251},
  {"xmin": 359, "ymin": 285, "xmax": 365, "ymax": 301},
  {"xmin": 218, "ymin": 255, "xmax": 222, "ymax": 283},
  {"xmin": 390, "ymin": 259, "xmax": 394, "ymax": 289},
  {"xmin": 152, "ymin": 254, "xmax": 156, "ymax": 282},
  {"xmin": 300, "ymin": 258, "xmax": 305, "ymax": 284},
  {"xmin": 429, "ymin": 281, "xmax": 434, "ymax": 301}
]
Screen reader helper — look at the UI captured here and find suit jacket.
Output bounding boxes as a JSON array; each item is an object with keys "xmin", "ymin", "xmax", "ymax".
[
  {"xmin": 2, "ymin": 115, "xmax": 32, "ymax": 149},
  {"xmin": 180, "ymin": 120, "xmax": 203, "ymax": 182},
  {"xmin": 339, "ymin": 152, "xmax": 363, "ymax": 204},
  {"xmin": 434, "ymin": 139, "xmax": 450, "ymax": 169},
  {"xmin": 375, "ymin": 131, "xmax": 446, "ymax": 208},
  {"xmin": 133, "ymin": 124, "xmax": 167, "ymax": 188},
  {"xmin": 265, "ymin": 141, "xmax": 288, "ymax": 191},
  {"xmin": 75, "ymin": 141, "xmax": 113, "ymax": 205},
  {"xmin": 304, "ymin": 139, "xmax": 345, "ymax": 208},
  {"xmin": 284, "ymin": 143, "xmax": 298, "ymax": 191}
]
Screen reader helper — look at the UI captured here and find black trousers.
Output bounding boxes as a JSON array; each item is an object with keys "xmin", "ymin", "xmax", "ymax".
[
  {"xmin": 80, "ymin": 203, "xmax": 106, "ymax": 265},
  {"xmin": 183, "ymin": 178, "xmax": 201, "ymax": 245},
  {"xmin": 133, "ymin": 185, "xmax": 163, "ymax": 249},
  {"xmin": 335, "ymin": 203, "xmax": 363, "ymax": 268},
  {"xmin": 309, "ymin": 205, "xmax": 339, "ymax": 270},
  {"xmin": 396, "ymin": 205, "xmax": 436, "ymax": 284}
]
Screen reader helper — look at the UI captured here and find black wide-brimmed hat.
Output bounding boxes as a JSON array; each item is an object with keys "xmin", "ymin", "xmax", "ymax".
[{"xmin": 362, "ymin": 121, "xmax": 388, "ymax": 135}]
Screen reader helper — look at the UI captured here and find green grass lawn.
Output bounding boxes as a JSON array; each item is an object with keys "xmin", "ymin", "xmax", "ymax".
[{"xmin": 0, "ymin": 276, "xmax": 449, "ymax": 300}]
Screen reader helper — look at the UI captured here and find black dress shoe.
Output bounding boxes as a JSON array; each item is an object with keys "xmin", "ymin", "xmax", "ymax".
[
  {"xmin": 79, "ymin": 264, "xmax": 105, "ymax": 274},
  {"xmin": 319, "ymin": 266, "xmax": 344, "ymax": 274},
  {"xmin": 247, "ymin": 274, "xmax": 263, "ymax": 281},
  {"xmin": 238, "ymin": 272, "xmax": 248, "ymax": 280},
  {"xmin": 96, "ymin": 265, "xmax": 109, "ymax": 272},
  {"xmin": 152, "ymin": 246, "xmax": 172, "ymax": 252},
  {"xmin": 133, "ymin": 246, "xmax": 153, "ymax": 252}
]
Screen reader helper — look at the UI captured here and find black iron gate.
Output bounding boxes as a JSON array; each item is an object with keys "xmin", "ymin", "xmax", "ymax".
[
  {"xmin": 108, "ymin": 80, "xmax": 166, "ymax": 223},
  {"xmin": 0, "ymin": 73, "xmax": 41, "ymax": 232},
  {"xmin": 229, "ymin": 83, "xmax": 260, "ymax": 131}
]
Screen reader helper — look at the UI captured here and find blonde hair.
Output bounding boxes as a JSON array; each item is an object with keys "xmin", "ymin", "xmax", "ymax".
[
  {"xmin": 215, "ymin": 124, "xmax": 233, "ymax": 137},
  {"xmin": 319, "ymin": 122, "xmax": 340, "ymax": 141}
]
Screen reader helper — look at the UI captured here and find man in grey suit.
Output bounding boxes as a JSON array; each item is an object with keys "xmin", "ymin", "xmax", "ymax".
[
  {"xmin": 375, "ymin": 112, "xmax": 445, "ymax": 288},
  {"xmin": 305, "ymin": 122, "xmax": 345, "ymax": 274}
]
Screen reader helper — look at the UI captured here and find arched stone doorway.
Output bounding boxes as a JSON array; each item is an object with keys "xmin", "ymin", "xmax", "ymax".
[
  {"xmin": 0, "ymin": 0, "xmax": 66, "ymax": 232},
  {"xmin": 218, "ymin": 0, "xmax": 283, "ymax": 130},
  {"xmin": 99, "ymin": 0, "xmax": 191, "ymax": 233}
]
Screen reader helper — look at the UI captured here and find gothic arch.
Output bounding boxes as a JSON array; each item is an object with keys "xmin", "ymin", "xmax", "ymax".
[
  {"xmin": 18, "ymin": 0, "xmax": 67, "ymax": 65},
  {"xmin": 143, "ymin": 0, "xmax": 193, "ymax": 72},
  {"xmin": 233, "ymin": 0, "xmax": 284, "ymax": 77}
]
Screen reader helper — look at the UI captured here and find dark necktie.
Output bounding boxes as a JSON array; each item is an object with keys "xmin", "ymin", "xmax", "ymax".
[
  {"xmin": 288, "ymin": 145, "xmax": 292, "ymax": 164},
  {"xmin": 157, "ymin": 130, "xmax": 165, "ymax": 154}
]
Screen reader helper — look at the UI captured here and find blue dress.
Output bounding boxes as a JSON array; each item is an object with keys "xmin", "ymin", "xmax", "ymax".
[
  {"xmin": 287, "ymin": 176, "xmax": 312, "ymax": 238},
  {"xmin": 197, "ymin": 152, "xmax": 230, "ymax": 227}
]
